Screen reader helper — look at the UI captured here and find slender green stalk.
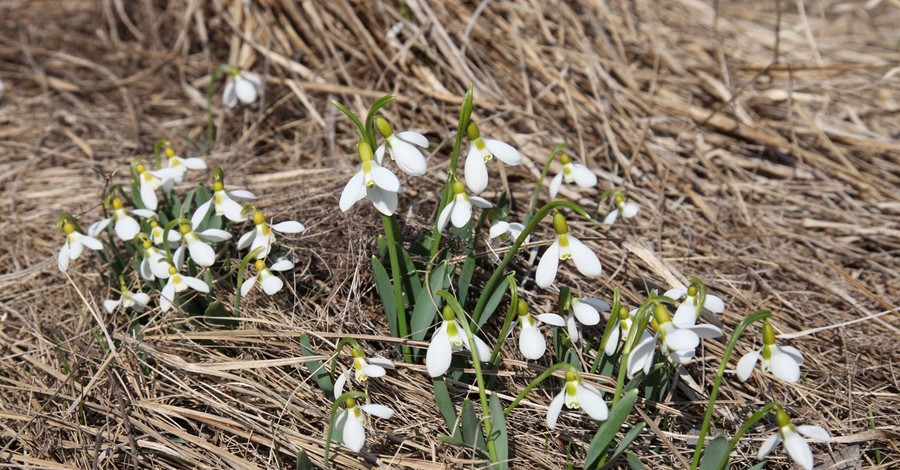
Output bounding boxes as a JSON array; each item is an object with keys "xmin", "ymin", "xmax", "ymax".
[
  {"xmin": 488, "ymin": 274, "xmax": 518, "ymax": 367},
  {"xmin": 590, "ymin": 288, "xmax": 622, "ymax": 374},
  {"xmin": 323, "ymin": 390, "xmax": 368, "ymax": 468},
  {"xmin": 611, "ymin": 301, "xmax": 652, "ymax": 408},
  {"xmin": 470, "ymin": 200, "xmax": 590, "ymax": 327},
  {"xmin": 504, "ymin": 363, "xmax": 572, "ymax": 416},
  {"xmin": 233, "ymin": 247, "xmax": 264, "ymax": 315},
  {"xmin": 690, "ymin": 309, "xmax": 772, "ymax": 470},
  {"xmin": 525, "ymin": 143, "xmax": 569, "ymax": 223},
  {"xmin": 206, "ymin": 64, "xmax": 228, "ymax": 150},
  {"xmin": 381, "ymin": 213, "xmax": 411, "ymax": 362}
]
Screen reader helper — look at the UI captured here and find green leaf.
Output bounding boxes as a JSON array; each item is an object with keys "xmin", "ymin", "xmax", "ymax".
[
  {"xmin": 585, "ymin": 389, "xmax": 638, "ymax": 468},
  {"xmin": 299, "ymin": 333, "xmax": 333, "ymax": 395},
  {"xmin": 295, "ymin": 449, "xmax": 313, "ymax": 470},
  {"xmin": 398, "ymin": 244, "xmax": 422, "ymax": 300},
  {"xmin": 489, "ymin": 394, "xmax": 509, "ymax": 470},
  {"xmin": 432, "ymin": 376, "xmax": 457, "ymax": 434},
  {"xmin": 748, "ymin": 462, "xmax": 766, "ymax": 470},
  {"xmin": 460, "ymin": 398, "xmax": 485, "ymax": 451},
  {"xmin": 600, "ymin": 423, "xmax": 646, "ymax": 470},
  {"xmin": 477, "ymin": 277, "xmax": 509, "ymax": 328},
  {"xmin": 371, "ymin": 256, "xmax": 398, "ymax": 337},
  {"xmin": 457, "ymin": 254, "xmax": 476, "ymax": 307},
  {"xmin": 625, "ymin": 452, "xmax": 645, "ymax": 470},
  {"xmin": 698, "ymin": 435, "xmax": 730, "ymax": 470},
  {"xmin": 410, "ymin": 261, "xmax": 450, "ymax": 342}
]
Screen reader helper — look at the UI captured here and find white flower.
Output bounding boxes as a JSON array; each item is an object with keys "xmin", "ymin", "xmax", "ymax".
[
  {"xmin": 223, "ymin": 70, "xmax": 263, "ymax": 108},
  {"xmin": 549, "ymin": 153, "xmax": 597, "ymax": 198},
  {"xmin": 58, "ymin": 219, "xmax": 104, "ymax": 272},
  {"xmin": 193, "ymin": 177, "xmax": 256, "ymax": 224},
  {"xmin": 489, "ymin": 220, "xmax": 529, "ymax": 244},
  {"xmin": 91, "ymin": 197, "xmax": 141, "ymax": 242},
  {"xmin": 737, "ymin": 320, "xmax": 804, "ymax": 383},
  {"xmin": 374, "ymin": 117, "xmax": 429, "ymax": 176},
  {"xmin": 103, "ymin": 288, "xmax": 150, "ymax": 313},
  {"xmin": 626, "ymin": 304, "xmax": 722, "ymax": 377},
  {"xmin": 463, "ymin": 121, "xmax": 521, "ymax": 194},
  {"xmin": 332, "ymin": 372, "xmax": 394, "ymax": 452},
  {"xmin": 134, "ymin": 163, "xmax": 163, "ymax": 211},
  {"xmin": 664, "ymin": 284, "xmax": 726, "ymax": 327},
  {"xmin": 546, "ymin": 368, "xmax": 608, "ymax": 429},
  {"xmin": 159, "ymin": 261, "xmax": 210, "ymax": 312},
  {"xmin": 757, "ymin": 409, "xmax": 830, "ymax": 470},
  {"xmin": 174, "ymin": 218, "xmax": 232, "ymax": 267},
  {"xmin": 602, "ymin": 307, "xmax": 636, "ymax": 356},
  {"xmin": 152, "ymin": 143, "xmax": 207, "ymax": 184},
  {"xmin": 535, "ymin": 213, "xmax": 602, "ymax": 288},
  {"xmin": 436, "ymin": 180, "xmax": 493, "ymax": 232},
  {"xmin": 602, "ymin": 194, "xmax": 640, "ymax": 225},
  {"xmin": 350, "ymin": 346, "xmax": 394, "ymax": 381},
  {"xmin": 138, "ymin": 240, "xmax": 171, "ymax": 280},
  {"xmin": 130, "ymin": 211, "xmax": 182, "ymax": 246},
  {"xmin": 564, "ymin": 298, "xmax": 610, "ymax": 344},
  {"xmin": 240, "ymin": 258, "xmax": 294, "ymax": 297},
  {"xmin": 513, "ymin": 301, "xmax": 565, "ymax": 360},
  {"xmin": 340, "ymin": 141, "xmax": 401, "ymax": 216},
  {"xmin": 237, "ymin": 210, "xmax": 305, "ymax": 260},
  {"xmin": 426, "ymin": 307, "xmax": 491, "ymax": 377}
]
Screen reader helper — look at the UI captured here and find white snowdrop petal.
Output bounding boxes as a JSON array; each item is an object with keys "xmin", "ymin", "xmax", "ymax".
[
  {"xmin": 665, "ymin": 328, "xmax": 700, "ymax": 352},
  {"xmin": 81, "ymin": 235, "xmax": 104, "ymax": 251},
  {"xmin": 261, "ymin": 274, "xmax": 284, "ymax": 295},
  {"xmin": 472, "ymin": 335, "xmax": 492, "ymax": 362},
  {"xmin": 426, "ymin": 330, "xmax": 453, "ymax": 377},
  {"xmin": 361, "ymin": 364, "xmax": 386, "ymax": 378},
  {"xmin": 234, "ymin": 77, "xmax": 258, "ymax": 104},
  {"xmin": 757, "ymin": 432, "xmax": 781, "ymax": 459},
  {"xmin": 566, "ymin": 314, "xmax": 580, "ymax": 343},
  {"xmin": 237, "ymin": 230, "xmax": 255, "ymax": 250},
  {"xmin": 577, "ymin": 385, "xmax": 608, "ymax": 421},
  {"xmin": 450, "ymin": 198, "xmax": 472, "ymax": 229},
  {"xmin": 374, "ymin": 144, "xmax": 386, "ymax": 165},
  {"xmin": 370, "ymin": 166, "xmax": 401, "ymax": 192},
  {"xmin": 341, "ymin": 413, "xmax": 366, "ymax": 452},
  {"xmin": 160, "ymin": 281, "xmax": 175, "ymax": 312},
  {"xmin": 188, "ymin": 241, "xmax": 216, "ymax": 267},
  {"xmin": 334, "ymin": 371, "xmax": 348, "ymax": 399},
  {"xmin": 436, "ymin": 203, "xmax": 453, "ymax": 232},
  {"xmin": 104, "ymin": 299, "xmax": 120, "ymax": 314},
  {"xmin": 397, "ymin": 131, "xmax": 429, "ymax": 147},
  {"xmin": 604, "ymin": 324, "xmax": 620, "ymax": 356},
  {"xmin": 535, "ymin": 241, "xmax": 560, "ymax": 288},
  {"xmin": 88, "ymin": 218, "xmax": 111, "ymax": 237},
  {"xmin": 131, "ymin": 209, "xmax": 156, "ymax": 219},
  {"xmin": 191, "ymin": 200, "xmax": 213, "ymax": 228},
  {"xmin": 622, "ymin": 202, "xmax": 640, "ymax": 218},
  {"xmin": 368, "ymin": 357, "xmax": 394, "ymax": 369},
  {"xmin": 519, "ymin": 327, "xmax": 546, "ymax": 360},
  {"xmin": 223, "ymin": 81, "xmax": 237, "ymax": 108},
  {"xmin": 367, "ymin": 186, "xmax": 398, "ymax": 216},
  {"xmin": 199, "ymin": 229, "xmax": 232, "ymax": 242},
  {"xmin": 182, "ymin": 157, "xmax": 207, "ymax": 170},
  {"xmin": 229, "ymin": 189, "xmax": 256, "ymax": 199},
  {"xmin": 242, "ymin": 72, "xmax": 263, "ymax": 87},
  {"xmin": 572, "ymin": 164, "xmax": 598, "ymax": 188},
  {"xmin": 690, "ymin": 324, "xmax": 723, "ymax": 339},
  {"xmin": 796, "ymin": 426, "xmax": 830, "ymax": 442},
  {"xmin": 470, "ymin": 196, "xmax": 493, "ymax": 209},
  {"xmin": 464, "ymin": 146, "xmax": 489, "ymax": 194},
  {"xmin": 662, "ymin": 288, "xmax": 685, "ymax": 299},
  {"xmin": 340, "ymin": 171, "xmax": 368, "ymax": 212},
  {"xmin": 489, "ymin": 221, "xmax": 510, "ymax": 239},
  {"xmin": 240, "ymin": 277, "xmax": 257, "ymax": 297},
  {"xmin": 140, "ymin": 183, "xmax": 158, "ymax": 210},
  {"xmin": 549, "ymin": 173, "xmax": 563, "ymax": 199},
  {"xmin": 572, "ymin": 300, "xmax": 601, "ymax": 326},
  {"xmin": 220, "ymin": 198, "xmax": 246, "ymax": 222},
  {"xmin": 703, "ymin": 294, "xmax": 726, "ymax": 313},
  {"xmin": 360, "ymin": 403, "xmax": 394, "ymax": 419},
  {"xmin": 67, "ymin": 238, "xmax": 84, "ymax": 260},
  {"xmin": 131, "ymin": 293, "xmax": 150, "ymax": 307},
  {"xmin": 780, "ymin": 345, "xmax": 805, "ymax": 366},
  {"xmin": 483, "ymin": 138, "xmax": 521, "ymax": 165},
  {"xmin": 546, "ymin": 391, "xmax": 566, "ymax": 429},
  {"xmin": 270, "ymin": 259, "xmax": 294, "ymax": 271},
  {"xmin": 770, "ymin": 350, "xmax": 801, "ymax": 383},
  {"xmin": 568, "ymin": 236, "xmax": 602, "ymax": 277},
  {"xmin": 173, "ymin": 246, "xmax": 185, "ymax": 271},
  {"xmin": 783, "ymin": 430, "xmax": 814, "ymax": 470},
  {"xmin": 184, "ymin": 276, "xmax": 210, "ymax": 293},
  {"xmin": 673, "ymin": 299, "xmax": 698, "ymax": 327},
  {"xmin": 736, "ymin": 350, "xmax": 760, "ymax": 381},
  {"xmin": 272, "ymin": 221, "xmax": 304, "ymax": 233},
  {"xmin": 535, "ymin": 313, "xmax": 566, "ymax": 327},
  {"xmin": 602, "ymin": 209, "xmax": 618, "ymax": 225},
  {"xmin": 627, "ymin": 336, "xmax": 656, "ymax": 377},
  {"xmin": 389, "ymin": 137, "xmax": 427, "ymax": 176},
  {"xmin": 581, "ymin": 298, "xmax": 610, "ymax": 312}
]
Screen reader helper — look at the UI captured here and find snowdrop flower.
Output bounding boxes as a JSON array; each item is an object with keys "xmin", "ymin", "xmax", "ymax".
[
  {"xmin": 546, "ymin": 367, "xmax": 608, "ymax": 429},
  {"xmin": 340, "ymin": 141, "xmax": 401, "ymax": 216},
  {"xmin": 563, "ymin": 297, "xmax": 610, "ymax": 344},
  {"xmin": 737, "ymin": 320, "xmax": 804, "ymax": 383},
  {"xmin": 154, "ymin": 143, "xmax": 207, "ymax": 184},
  {"xmin": 602, "ymin": 193, "xmax": 640, "ymax": 225},
  {"xmin": 350, "ymin": 345, "xmax": 394, "ymax": 381},
  {"xmin": 332, "ymin": 372, "xmax": 394, "ymax": 452},
  {"xmin": 193, "ymin": 170, "xmax": 256, "ymax": 224},
  {"xmin": 535, "ymin": 212, "xmax": 602, "ymax": 288},
  {"xmin": 57, "ymin": 219, "xmax": 104, "ymax": 272},
  {"xmin": 138, "ymin": 240, "xmax": 171, "ymax": 280},
  {"xmin": 91, "ymin": 197, "xmax": 141, "ymax": 242},
  {"xmin": 757, "ymin": 408, "xmax": 830, "ymax": 470},
  {"xmin": 436, "ymin": 180, "xmax": 493, "ymax": 232},
  {"xmin": 489, "ymin": 220, "xmax": 529, "ymax": 244},
  {"xmin": 175, "ymin": 220, "xmax": 232, "ymax": 267},
  {"xmin": 240, "ymin": 258, "xmax": 293, "ymax": 297},
  {"xmin": 602, "ymin": 306, "xmax": 635, "ymax": 356},
  {"xmin": 159, "ymin": 262, "xmax": 210, "ymax": 312},
  {"xmin": 130, "ymin": 214, "xmax": 182, "ymax": 247},
  {"xmin": 237, "ymin": 210, "xmax": 305, "ymax": 260},
  {"xmin": 374, "ymin": 117, "xmax": 429, "ymax": 176},
  {"xmin": 223, "ymin": 68, "xmax": 262, "ymax": 108},
  {"xmin": 549, "ymin": 153, "xmax": 597, "ymax": 198},
  {"xmin": 664, "ymin": 282, "xmax": 726, "ymax": 327},
  {"xmin": 627, "ymin": 304, "xmax": 722, "ymax": 376},
  {"xmin": 103, "ymin": 280, "xmax": 150, "ymax": 313},
  {"xmin": 463, "ymin": 121, "xmax": 521, "ymax": 194},
  {"xmin": 512, "ymin": 300, "xmax": 565, "ymax": 360},
  {"xmin": 426, "ymin": 306, "xmax": 491, "ymax": 377},
  {"xmin": 134, "ymin": 163, "xmax": 163, "ymax": 211}
]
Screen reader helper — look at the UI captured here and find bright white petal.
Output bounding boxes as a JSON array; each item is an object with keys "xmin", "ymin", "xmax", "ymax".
[
  {"xmin": 219, "ymin": 198, "xmax": 246, "ymax": 222},
  {"xmin": 334, "ymin": 371, "xmax": 348, "ymax": 399},
  {"xmin": 568, "ymin": 236, "xmax": 602, "ymax": 277},
  {"xmin": 535, "ymin": 313, "xmax": 566, "ymax": 327},
  {"xmin": 736, "ymin": 350, "xmax": 760, "ymax": 381},
  {"xmin": 131, "ymin": 292, "xmax": 150, "ymax": 307},
  {"xmin": 397, "ymin": 131, "xmax": 429, "ymax": 147},
  {"xmin": 192, "ymin": 199, "xmax": 213, "ymax": 228},
  {"xmin": 665, "ymin": 328, "xmax": 700, "ymax": 352},
  {"xmin": 240, "ymin": 277, "xmax": 257, "ymax": 297},
  {"xmin": 270, "ymin": 259, "xmax": 294, "ymax": 271},
  {"xmin": 341, "ymin": 413, "xmax": 366, "ymax": 452},
  {"xmin": 261, "ymin": 274, "xmax": 284, "ymax": 295},
  {"xmin": 602, "ymin": 209, "xmax": 618, "ymax": 225},
  {"xmin": 140, "ymin": 182, "xmax": 158, "ymax": 210},
  {"xmin": 604, "ymin": 323, "xmax": 620, "ymax": 356},
  {"xmin": 548, "ymin": 173, "xmax": 563, "ymax": 199},
  {"xmin": 426, "ymin": 330, "xmax": 453, "ymax": 377},
  {"xmin": 229, "ymin": 189, "xmax": 255, "ymax": 200},
  {"xmin": 627, "ymin": 336, "xmax": 656, "ymax": 377},
  {"xmin": 622, "ymin": 202, "xmax": 640, "ymax": 218},
  {"xmin": 780, "ymin": 345, "xmax": 805, "ymax": 366},
  {"xmin": 535, "ymin": 241, "xmax": 560, "ymax": 288},
  {"xmin": 57, "ymin": 244, "xmax": 70, "ymax": 272},
  {"xmin": 673, "ymin": 300, "xmax": 699, "ymax": 328},
  {"xmin": 484, "ymin": 138, "xmax": 521, "ymax": 165},
  {"xmin": 796, "ymin": 426, "xmax": 830, "ymax": 442},
  {"xmin": 340, "ymin": 171, "xmax": 367, "ymax": 212},
  {"xmin": 241, "ymin": 72, "xmax": 262, "ymax": 87},
  {"xmin": 370, "ymin": 166, "xmax": 401, "ymax": 192},
  {"xmin": 80, "ymin": 236, "xmax": 104, "ymax": 251},
  {"xmin": 464, "ymin": 146, "xmax": 489, "ymax": 194},
  {"xmin": 188, "ymin": 241, "xmax": 216, "ymax": 267},
  {"xmin": 783, "ymin": 430, "xmax": 814, "ymax": 470},
  {"xmin": 770, "ymin": 349, "xmax": 801, "ymax": 383},
  {"xmin": 360, "ymin": 403, "xmax": 394, "ymax": 419},
  {"xmin": 389, "ymin": 137, "xmax": 427, "ymax": 176},
  {"xmin": 577, "ymin": 385, "xmax": 608, "ymax": 421},
  {"xmin": 546, "ymin": 391, "xmax": 566, "ymax": 429},
  {"xmin": 223, "ymin": 81, "xmax": 237, "ymax": 108},
  {"xmin": 469, "ymin": 196, "xmax": 493, "ymax": 209},
  {"xmin": 237, "ymin": 230, "xmax": 255, "ymax": 250},
  {"xmin": 664, "ymin": 288, "xmax": 687, "ymax": 300},
  {"xmin": 139, "ymin": 258, "xmax": 153, "ymax": 280},
  {"xmin": 703, "ymin": 294, "xmax": 725, "ymax": 313},
  {"xmin": 183, "ymin": 276, "xmax": 210, "ymax": 293},
  {"xmin": 572, "ymin": 300, "xmax": 601, "ymax": 326},
  {"xmin": 436, "ymin": 203, "xmax": 453, "ymax": 232},
  {"xmin": 472, "ymin": 335, "xmax": 492, "ymax": 362},
  {"xmin": 450, "ymin": 198, "xmax": 472, "ymax": 229},
  {"xmin": 131, "ymin": 209, "xmax": 156, "ymax": 219},
  {"xmin": 160, "ymin": 281, "xmax": 175, "ymax": 312},
  {"xmin": 689, "ymin": 324, "xmax": 723, "ymax": 339},
  {"xmin": 199, "ymin": 228, "xmax": 232, "ymax": 242},
  {"xmin": 757, "ymin": 432, "xmax": 781, "ymax": 459},
  {"xmin": 566, "ymin": 314, "xmax": 580, "ymax": 343},
  {"xmin": 374, "ymin": 144, "xmax": 386, "ymax": 165},
  {"xmin": 367, "ymin": 186, "xmax": 398, "ymax": 216},
  {"xmin": 368, "ymin": 357, "xmax": 394, "ymax": 369},
  {"xmin": 572, "ymin": 164, "xmax": 598, "ymax": 188},
  {"xmin": 519, "ymin": 327, "xmax": 546, "ymax": 359},
  {"xmin": 103, "ymin": 299, "xmax": 120, "ymax": 313},
  {"xmin": 234, "ymin": 77, "xmax": 259, "ymax": 104},
  {"xmin": 489, "ymin": 221, "xmax": 510, "ymax": 239},
  {"xmin": 361, "ymin": 364, "xmax": 386, "ymax": 378},
  {"xmin": 182, "ymin": 157, "xmax": 207, "ymax": 169},
  {"xmin": 272, "ymin": 221, "xmax": 304, "ymax": 233},
  {"xmin": 88, "ymin": 218, "xmax": 111, "ymax": 237}
]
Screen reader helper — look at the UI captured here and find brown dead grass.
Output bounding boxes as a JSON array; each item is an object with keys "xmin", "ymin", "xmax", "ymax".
[{"xmin": 1, "ymin": 0, "xmax": 899, "ymax": 468}]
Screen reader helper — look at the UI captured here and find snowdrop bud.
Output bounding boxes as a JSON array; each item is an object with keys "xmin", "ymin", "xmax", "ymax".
[
  {"xmin": 252, "ymin": 210, "xmax": 266, "ymax": 226},
  {"xmin": 452, "ymin": 180, "xmax": 465, "ymax": 195},
  {"xmin": 358, "ymin": 140, "xmax": 374, "ymax": 163},
  {"xmin": 466, "ymin": 121, "xmax": 481, "ymax": 140},
  {"xmin": 375, "ymin": 117, "xmax": 394, "ymax": 138},
  {"xmin": 687, "ymin": 284, "xmax": 699, "ymax": 297},
  {"xmin": 111, "ymin": 197, "xmax": 124, "ymax": 210},
  {"xmin": 762, "ymin": 320, "xmax": 776, "ymax": 346},
  {"xmin": 653, "ymin": 303, "xmax": 672, "ymax": 325},
  {"xmin": 212, "ymin": 181, "xmax": 224, "ymax": 192},
  {"xmin": 164, "ymin": 145, "xmax": 176, "ymax": 159},
  {"xmin": 552, "ymin": 212, "xmax": 568, "ymax": 235},
  {"xmin": 517, "ymin": 299, "xmax": 529, "ymax": 317},
  {"xmin": 776, "ymin": 408, "xmax": 792, "ymax": 428}
]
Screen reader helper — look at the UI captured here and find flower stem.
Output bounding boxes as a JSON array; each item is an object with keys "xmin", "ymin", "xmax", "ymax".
[
  {"xmin": 381, "ymin": 213, "xmax": 411, "ymax": 362},
  {"xmin": 504, "ymin": 363, "xmax": 571, "ymax": 416},
  {"xmin": 488, "ymin": 273, "xmax": 518, "ymax": 367},
  {"xmin": 611, "ymin": 301, "xmax": 652, "ymax": 408},
  {"xmin": 690, "ymin": 309, "xmax": 772, "ymax": 470},
  {"xmin": 205, "ymin": 64, "xmax": 228, "ymax": 150},
  {"xmin": 525, "ymin": 143, "xmax": 569, "ymax": 223}
]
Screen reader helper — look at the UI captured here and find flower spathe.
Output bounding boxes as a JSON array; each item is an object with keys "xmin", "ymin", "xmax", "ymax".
[
  {"xmin": 436, "ymin": 180, "xmax": 493, "ymax": 232},
  {"xmin": 549, "ymin": 153, "xmax": 597, "ymax": 198},
  {"xmin": 546, "ymin": 368, "xmax": 608, "ymax": 429},
  {"xmin": 237, "ymin": 210, "xmax": 305, "ymax": 260},
  {"xmin": 193, "ymin": 174, "xmax": 256, "ymax": 225},
  {"xmin": 350, "ymin": 346, "xmax": 394, "ymax": 381},
  {"xmin": 602, "ymin": 193, "xmax": 640, "ymax": 225},
  {"xmin": 757, "ymin": 409, "xmax": 830, "ymax": 470},
  {"xmin": 513, "ymin": 300, "xmax": 565, "ymax": 360},
  {"xmin": 240, "ymin": 258, "xmax": 294, "ymax": 297},
  {"xmin": 223, "ymin": 69, "xmax": 263, "ymax": 108},
  {"xmin": 664, "ymin": 283, "xmax": 726, "ymax": 327},
  {"xmin": 159, "ymin": 262, "xmax": 210, "ymax": 312},
  {"xmin": 627, "ymin": 303, "xmax": 722, "ymax": 377},
  {"xmin": 374, "ymin": 117, "xmax": 429, "ymax": 176},
  {"xmin": 463, "ymin": 120, "xmax": 521, "ymax": 194},
  {"xmin": 564, "ymin": 297, "xmax": 610, "ymax": 344},
  {"xmin": 535, "ymin": 212, "xmax": 602, "ymax": 288},
  {"xmin": 737, "ymin": 320, "xmax": 804, "ymax": 383},
  {"xmin": 333, "ymin": 371, "xmax": 394, "ymax": 452},
  {"xmin": 58, "ymin": 219, "xmax": 104, "ymax": 272},
  {"xmin": 426, "ymin": 306, "xmax": 491, "ymax": 377},
  {"xmin": 340, "ymin": 141, "xmax": 401, "ymax": 216}
]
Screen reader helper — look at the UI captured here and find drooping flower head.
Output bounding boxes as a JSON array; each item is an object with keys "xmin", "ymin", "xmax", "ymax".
[
  {"xmin": 549, "ymin": 153, "xmax": 597, "ymax": 198},
  {"xmin": 602, "ymin": 306, "xmax": 637, "ymax": 356},
  {"xmin": 602, "ymin": 192, "xmax": 640, "ymax": 225},
  {"xmin": 240, "ymin": 257, "xmax": 294, "ymax": 297},
  {"xmin": 104, "ymin": 277, "xmax": 150, "ymax": 313},
  {"xmin": 627, "ymin": 303, "xmax": 722, "ymax": 377},
  {"xmin": 134, "ymin": 163, "xmax": 162, "ymax": 211},
  {"xmin": 223, "ymin": 68, "xmax": 263, "ymax": 108},
  {"xmin": 664, "ymin": 280, "xmax": 725, "ymax": 327},
  {"xmin": 374, "ymin": 117, "xmax": 429, "ymax": 176},
  {"xmin": 463, "ymin": 120, "xmax": 521, "ymax": 194},
  {"xmin": 514, "ymin": 299, "xmax": 565, "ymax": 360},
  {"xmin": 138, "ymin": 238, "xmax": 170, "ymax": 280},
  {"xmin": 426, "ymin": 306, "xmax": 491, "ymax": 377},
  {"xmin": 90, "ymin": 197, "xmax": 141, "ymax": 242},
  {"xmin": 737, "ymin": 320, "xmax": 804, "ymax": 383},
  {"xmin": 563, "ymin": 297, "xmax": 609, "ymax": 344},
  {"xmin": 57, "ymin": 217, "xmax": 104, "ymax": 272},
  {"xmin": 193, "ymin": 168, "xmax": 255, "ymax": 225},
  {"xmin": 332, "ymin": 372, "xmax": 394, "ymax": 452},
  {"xmin": 757, "ymin": 408, "xmax": 830, "ymax": 470},
  {"xmin": 350, "ymin": 345, "xmax": 394, "ymax": 381},
  {"xmin": 436, "ymin": 180, "xmax": 493, "ymax": 232},
  {"xmin": 546, "ymin": 367, "xmax": 608, "ymax": 429},
  {"xmin": 159, "ymin": 262, "xmax": 210, "ymax": 312},
  {"xmin": 237, "ymin": 210, "xmax": 305, "ymax": 260},
  {"xmin": 340, "ymin": 141, "xmax": 401, "ymax": 216},
  {"xmin": 176, "ymin": 220, "xmax": 232, "ymax": 267},
  {"xmin": 135, "ymin": 214, "xmax": 181, "ymax": 246},
  {"xmin": 535, "ymin": 212, "xmax": 602, "ymax": 288},
  {"xmin": 154, "ymin": 142, "xmax": 207, "ymax": 185}
]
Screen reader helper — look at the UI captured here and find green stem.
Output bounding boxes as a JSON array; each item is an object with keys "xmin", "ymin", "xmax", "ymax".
[
  {"xmin": 504, "ymin": 363, "xmax": 571, "ymax": 416},
  {"xmin": 717, "ymin": 403, "xmax": 780, "ymax": 470},
  {"xmin": 526, "ymin": 143, "xmax": 569, "ymax": 223},
  {"xmin": 233, "ymin": 247, "xmax": 264, "ymax": 316},
  {"xmin": 590, "ymin": 288, "xmax": 621, "ymax": 374},
  {"xmin": 611, "ymin": 301, "xmax": 653, "ymax": 408},
  {"xmin": 470, "ymin": 200, "xmax": 590, "ymax": 328},
  {"xmin": 382, "ymin": 213, "xmax": 411, "ymax": 362},
  {"xmin": 206, "ymin": 64, "xmax": 228, "ymax": 151},
  {"xmin": 690, "ymin": 309, "xmax": 772, "ymax": 470},
  {"xmin": 488, "ymin": 273, "xmax": 518, "ymax": 367},
  {"xmin": 323, "ymin": 390, "xmax": 368, "ymax": 468}
]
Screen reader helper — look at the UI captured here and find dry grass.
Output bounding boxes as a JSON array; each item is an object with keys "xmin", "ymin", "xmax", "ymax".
[{"xmin": 1, "ymin": 0, "xmax": 899, "ymax": 468}]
